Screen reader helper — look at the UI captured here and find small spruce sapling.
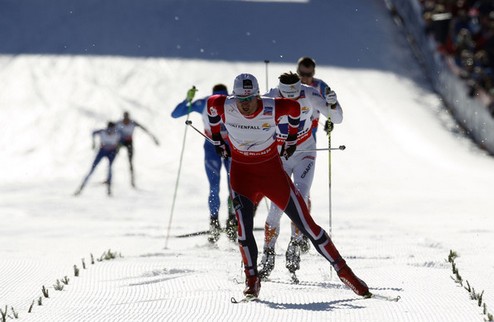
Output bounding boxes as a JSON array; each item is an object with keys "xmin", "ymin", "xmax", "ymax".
[
  {"xmin": 1, "ymin": 306, "xmax": 7, "ymax": 322},
  {"xmin": 464, "ymin": 280, "xmax": 471, "ymax": 292},
  {"xmin": 11, "ymin": 307, "xmax": 18, "ymax": 319},
  {"xmin": 28, "ymin": 300, "xmax": 34, "ymax": 313},
  {"xmin": 53, "ymin": 279, "xmax": 64, "ymax": 291},
  {"xmin": 62, "ymin": 276, "xmax": 70, "ymax": 285},
  {"xmin": 42, "ymin": 285, "xmax": 49, "ymax": 298}
]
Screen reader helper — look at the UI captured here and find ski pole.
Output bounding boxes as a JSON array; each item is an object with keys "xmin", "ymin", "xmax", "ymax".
[
  {"xmin": 327, "ymin": 129, "xmax": 333, "ymax": 238},
  {"xmin": 326, "ymin": 95, "xmax": 338, "ymax": 279},
  {"xmin": 263, "ymin": 59, "xmax": 271, "ymax": 213},
  {"xmin": 165, "ymin": 86, "xmax": 197, "ymax": 249},
  {"xmin": 294, "ymin": 145, "xmax": 346, "ymax": 153},
  {"xmin": 185, "ymin": 120, "xmax": 215, "ymax": 144},
  {"xmin": 264, "ymin": 60, "xmax": 270, "ymax": 92}
]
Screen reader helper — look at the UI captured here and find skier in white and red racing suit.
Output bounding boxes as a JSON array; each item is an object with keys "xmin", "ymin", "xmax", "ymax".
[
  {"xmin": 258, "ymin": 71, "xmax": 343, "ymax": 279},
  {"xmin": 207, "ymin": 73, "xmax": 369, "ymax": 299}
]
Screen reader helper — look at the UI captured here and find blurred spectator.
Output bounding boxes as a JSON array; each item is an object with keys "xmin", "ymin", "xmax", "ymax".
[{"xmin": 420, "ymin": 0, "xmax": 494, "ymax": 107}]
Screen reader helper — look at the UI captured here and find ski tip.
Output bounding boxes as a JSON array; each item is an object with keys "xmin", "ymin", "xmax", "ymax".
[
  {"xmin": 367, "ymin": 292, "xmax": 401, "ymax": 302},
  {"xmin": 231, "ymin": 295, "xmax": 259, "ymax": 304}
]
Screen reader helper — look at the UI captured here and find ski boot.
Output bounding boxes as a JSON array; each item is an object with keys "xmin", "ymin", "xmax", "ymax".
[
  {"xmin": 299, "ymin": 235, "xmax": 311, "ymax": 254},
  {"xmin": 225, "ymin": 214, "xmax": 238, "ymax": 242},
  {"xmin": 285, "ymin": 238, "xmax": 301, "ymax": 273},
  {"xmin": 73, "ymin": 182, "xmax": 86, "ymax": 196},
  {"xmin": 130, "ymin": 166, "xmax": 135, "ymax": 188},
  {"xmin": 291, "ymin": 223, "xmax": 310, "ymax": 254},
  {"xmin": 244, "ymin": 275, "xmax": 261, "ymax": 298},
  {"xmin": 286, "ymin": 238, "xmax": 301, "ymax": 283},
  {"xmin": 336, "ymin": 262, "xmax": 370, "ymax": 297},
  {"xmin": 73, "ymin": 185, "xmax": 83, "ymax": 196},
  {"xmin": 258, "ymin": 247, "xmax": 275, "ymax": 280},
  {"xmin": 207, "ymin": 218, "xmax": 221, "ymax": 244}
]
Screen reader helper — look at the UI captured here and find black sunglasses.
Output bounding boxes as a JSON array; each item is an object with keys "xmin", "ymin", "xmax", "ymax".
[{"xmin": 297, "ymin": 70, "xmax": 314, "ymax": 77}]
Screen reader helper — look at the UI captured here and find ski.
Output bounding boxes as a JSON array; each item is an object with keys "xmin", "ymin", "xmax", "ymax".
[
  {"xmin": 176, "ymin": 227, "xmax": 263, "ymax": 238},
  {"xmin": 231, "ymin": 295, "xmax": 259, "ymax": 304},
  {"xmin": 366, "ymin": 292, "xmax": 401, "ymax": 302},
  {"xmin": 175, "ymin": 230, "xmax": 209, "ymax": 238}
]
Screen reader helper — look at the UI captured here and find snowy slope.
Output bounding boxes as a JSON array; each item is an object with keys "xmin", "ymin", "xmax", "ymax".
[{"xmin": 1, "ymin": 0, "xmax": 494, "ymax": 321}]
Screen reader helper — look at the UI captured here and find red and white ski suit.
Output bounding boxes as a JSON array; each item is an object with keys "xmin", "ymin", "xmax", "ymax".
[{"xmin": 207, "ymin": 95, "xmax": 346, "ymax": 277}]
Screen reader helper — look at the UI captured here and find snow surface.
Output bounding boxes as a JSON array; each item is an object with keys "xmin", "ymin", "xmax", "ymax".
[{"xmin": 1, "ymin": 0, "xmax": 494, "ymax": 321}]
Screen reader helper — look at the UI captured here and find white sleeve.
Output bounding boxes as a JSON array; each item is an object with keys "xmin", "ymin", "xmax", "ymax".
[
  {"xmin": 307, "ymin": 86, "xmax": 343, "ymax": 124},
  {"xmin": 309, "ymin": 88, "xmax": 343, "ymax": 124},
  {"xmin": 328, "ymin": 102, "xmax": 343, "ymax": 124},
  {"xmin": 309, "ymin": 89, "xmax": 330, "ymax": 118}
]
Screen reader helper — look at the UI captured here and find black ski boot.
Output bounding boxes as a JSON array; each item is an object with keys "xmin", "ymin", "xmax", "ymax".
[
  {"xmin": 208, "ymin": 218, "xmax": 221, "ymax": 244},
  {"xmin": 225, "ymin": 214, "xmax": 238, "ymax": 242},
  {"xmin": 259, "ymin": 247, "xmax": 275, "ymax": 280},
  {"xmin": 285, "ymin": 238, "xmax": 301, "ymax": 273}
]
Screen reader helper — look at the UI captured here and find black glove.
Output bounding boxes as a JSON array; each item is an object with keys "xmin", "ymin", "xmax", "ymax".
[
  {"xmin": 280, "ymin": 134, "xmax": 297, "ymax": 160},
  {"xmin": 212, "ymin": 133, "xmax": 231, "ymax": 158},
  {"xmin": 324, "ymin": 120, "xmax": 334, "ymax": 134}
]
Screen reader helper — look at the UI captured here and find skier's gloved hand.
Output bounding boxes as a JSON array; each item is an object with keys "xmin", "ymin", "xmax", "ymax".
[
  {"xmin": 326, "ymin": 90, "xmax": 337, "ymax": 106},
  {"xmin": 186, "ymin": 86, "xmax": 198, "ymax": 103},
  {"xmin": 212, "ymin": 133, "xmax": 231, "ymax": 158},
  {"xmin": 280, "ymin": 134, "xmax": 297, "ymax": 160},
  {"xmin": 324, "ymin": 120, "xmax": 334, "ymax": 134}
]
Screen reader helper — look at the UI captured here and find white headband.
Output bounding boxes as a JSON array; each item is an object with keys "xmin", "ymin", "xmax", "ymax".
[{"xmin": 278, "ymin": 80, "xmax": 301, "ymax": 99}]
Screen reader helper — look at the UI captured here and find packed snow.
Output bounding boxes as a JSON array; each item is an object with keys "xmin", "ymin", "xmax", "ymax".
[{"xmin": 1, "ymin": 0, "xmax": 493, "ymax": 321}]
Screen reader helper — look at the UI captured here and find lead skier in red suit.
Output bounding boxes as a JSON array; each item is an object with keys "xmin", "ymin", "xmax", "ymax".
[{"xmin": 207, "ymin": 73, "xmax": 370, "ymax": 299}]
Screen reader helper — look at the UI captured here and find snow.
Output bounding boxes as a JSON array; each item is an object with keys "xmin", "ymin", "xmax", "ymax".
[{"xmin": 1, "ymin": 0, "xmax": 494, "ymax": 321}]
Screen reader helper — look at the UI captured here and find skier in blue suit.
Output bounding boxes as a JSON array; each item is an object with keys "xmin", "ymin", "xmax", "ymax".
[
  {"xmin": 171, "ymin": 84, "xmax": 237, "ymax": 244},
  {"xmin": 74, "ymin": 121, "xmax": 121, "ymax": 197}
]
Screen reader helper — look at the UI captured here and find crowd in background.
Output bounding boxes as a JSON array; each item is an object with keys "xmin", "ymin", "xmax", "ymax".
[{"xmin": 420, "ymin": 0, "xmax": 494, "ymax": 115}]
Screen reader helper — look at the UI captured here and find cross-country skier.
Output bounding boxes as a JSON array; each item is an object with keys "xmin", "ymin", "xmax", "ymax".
[
  {"xmin": 277, "ymin": 57, "xmax": 339, "ymax": 254},
  {"xmin": 74, "ymin": 121, "xmax": 121, "ymax": 197},
  {"xmin": 116, "ymin": 111, "xmax": 159, "ymax": 188},
  {"xmin": 296, "ymin": 56, "xmax": 338, "ymax": 136},
  {"xmin": 171, "ymin": 84, "xmax": 238, "ymax": 243},
  {"xmin": 258, "ymin": 72, "xmax": 343, "ymax": 281},
  {"xmin": 207, "ymin": 73, "xmax": 369, "ymax": 299}
]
